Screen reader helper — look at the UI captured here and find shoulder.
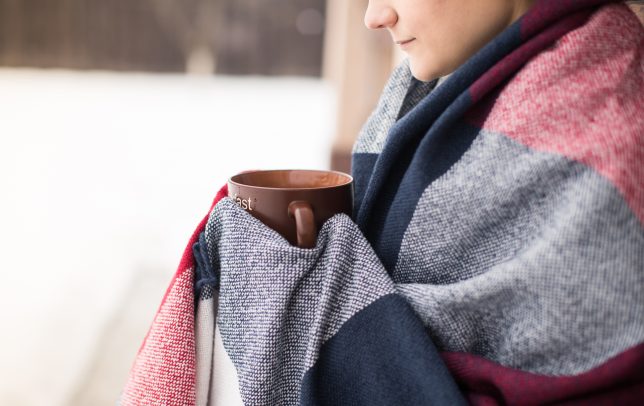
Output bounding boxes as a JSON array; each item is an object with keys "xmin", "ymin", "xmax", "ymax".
[
  {"xmin": 479, "ymin": 3, "xmax": 642, "ymax": 144},
  {"xmin": 473, "ymin": 3, "xmax": 643, "ymax": 219}
]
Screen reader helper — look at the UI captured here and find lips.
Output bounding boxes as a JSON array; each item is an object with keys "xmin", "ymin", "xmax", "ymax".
[{"xmin": 395, "ymin": 38, "xmax": 416, "ymax": 48}]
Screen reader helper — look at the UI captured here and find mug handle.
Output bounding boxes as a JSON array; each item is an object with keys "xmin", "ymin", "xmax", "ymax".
[{"xmin": 288, "ymin": 201, "xmax": 317, "ymax": 248}]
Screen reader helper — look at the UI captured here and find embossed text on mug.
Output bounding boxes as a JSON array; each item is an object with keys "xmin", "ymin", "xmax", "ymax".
[{"xmin": 233, "ymin": 194, "xmax": 255, "ymax": 211}]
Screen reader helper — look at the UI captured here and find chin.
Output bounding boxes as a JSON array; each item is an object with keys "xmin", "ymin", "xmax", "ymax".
[
  {"xmin": 410, "ymin": 57, "xmax": 460, "ymax": 83},
  {"xmin": 409, "ymin": 61, "xmax": 439, "ymax": 83}
]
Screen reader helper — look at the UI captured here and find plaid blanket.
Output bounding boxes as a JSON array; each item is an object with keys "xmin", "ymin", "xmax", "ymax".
[{"xmin": 121, "ymin": 1, "xmax": 644, "ymax": 404}]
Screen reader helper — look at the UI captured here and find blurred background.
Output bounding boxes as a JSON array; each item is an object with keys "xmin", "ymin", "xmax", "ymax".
[{"xmin": 0, "ymin": 0, "xmax": 398, "ymax": 405}]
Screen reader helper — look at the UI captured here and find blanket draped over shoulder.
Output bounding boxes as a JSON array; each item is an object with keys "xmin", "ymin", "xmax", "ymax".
[{"xmin": 121, "ymin": 1, "xmax": 644, "ymax": 405}]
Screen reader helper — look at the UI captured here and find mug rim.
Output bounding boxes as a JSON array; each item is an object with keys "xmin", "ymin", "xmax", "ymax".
[{"xmin": 229, "ymin": 169, "xmax": 353, "ymax": 191}]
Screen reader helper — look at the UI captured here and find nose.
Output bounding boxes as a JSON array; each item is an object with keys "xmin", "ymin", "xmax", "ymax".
[{"xmin": 364, "ymin": 1, "xmax": 397, "ymax": 30}]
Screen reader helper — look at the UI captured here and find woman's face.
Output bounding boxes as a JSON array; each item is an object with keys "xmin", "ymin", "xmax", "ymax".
[{"xmin": 364, "ymin": 0, "xmax": 534, "ymax": 81}]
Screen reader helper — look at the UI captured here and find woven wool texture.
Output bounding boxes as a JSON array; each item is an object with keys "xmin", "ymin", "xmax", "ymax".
[
  {"xmin": 205, "ymin": 199, "xmax": 397, "ymax": 405},
  {"xmin": 121, "ymin": 185, "xmax": 229, "ymax": 405},
  {"xmin": 120, "ymin": 267, "xmax": 197, "ymax": 405},
  {"xmin": 195, "ymin": 286, "xmax": 216, "ymax": 405}
]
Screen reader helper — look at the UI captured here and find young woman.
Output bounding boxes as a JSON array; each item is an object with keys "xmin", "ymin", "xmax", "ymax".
[
  {"xmin": 350, "ymin": 0, "xmax": 644, "ymax": 403},
  {"xmin": 123, "ymin": 1, "xmax": 643, "ymax": 404}
]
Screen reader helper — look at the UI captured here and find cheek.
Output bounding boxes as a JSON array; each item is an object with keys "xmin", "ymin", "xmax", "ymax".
[
  {"xmin": 406, "ymin": 7, "xmax": 465, "ymax": 78},
  {"xmin": 411, "ymin": 1, "xmax": 514, "ymax": 78}
]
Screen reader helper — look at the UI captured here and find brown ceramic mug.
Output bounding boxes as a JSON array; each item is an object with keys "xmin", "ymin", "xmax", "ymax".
[{"xmin": 228, "ymin": 169, "xmax": 354, "ymax": 248}]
